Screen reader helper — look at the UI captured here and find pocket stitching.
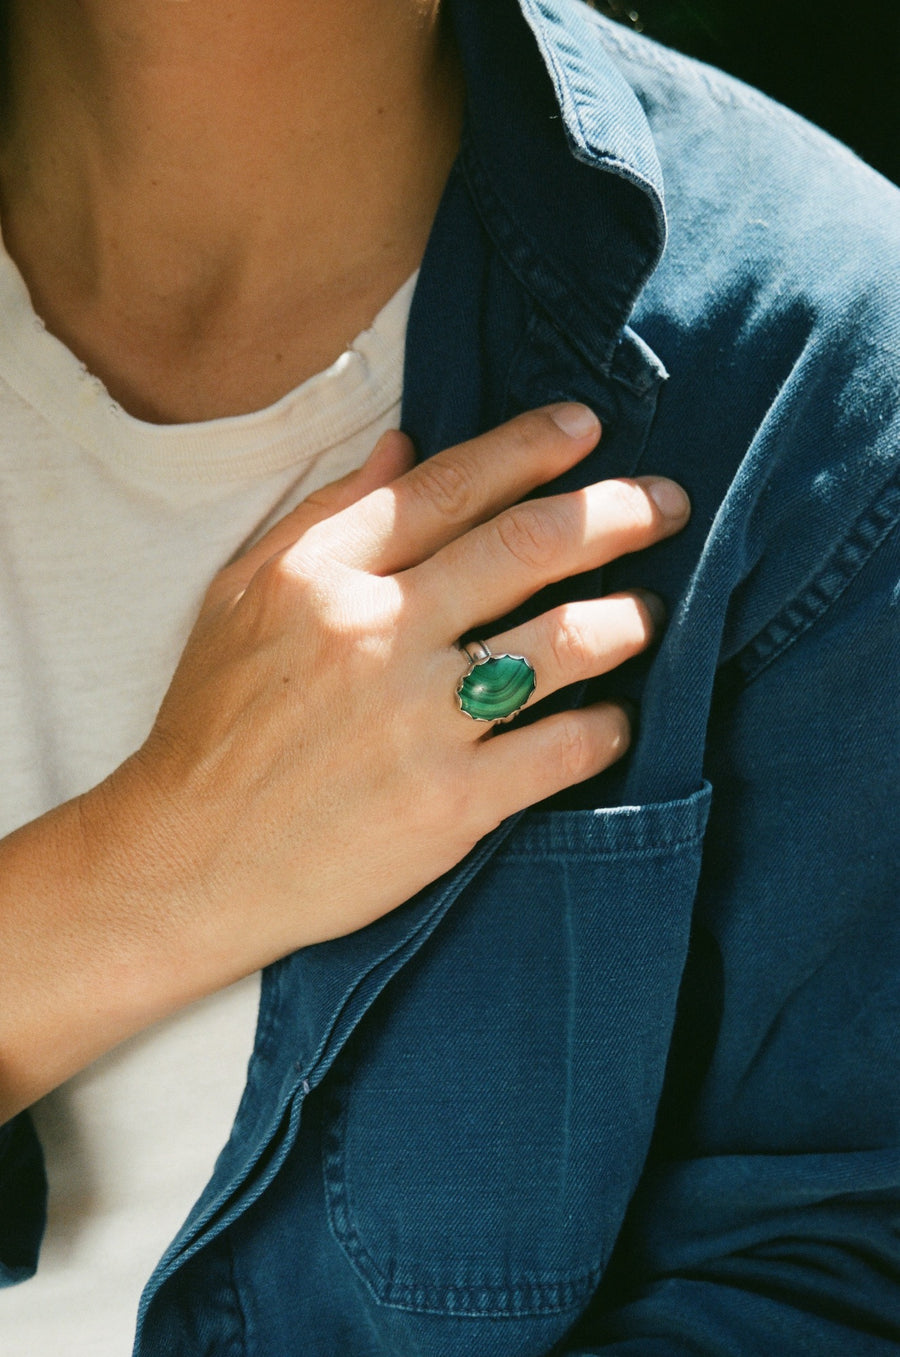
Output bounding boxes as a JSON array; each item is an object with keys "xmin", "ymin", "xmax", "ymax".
[
  {"xmin": 320, "ymin": 787, "xmax": 712, "ymax": 1319},
  {"xmin": 322, "ymin": 1084, "xmax": 605, "ymax": 1318}
]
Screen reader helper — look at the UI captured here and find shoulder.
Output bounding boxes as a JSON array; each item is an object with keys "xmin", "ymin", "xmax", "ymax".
[
  {"xmin": 590, "ymin": 12, "xmax": 900, "ymax": 330},
  {"xmin": 591, "ymin": 10, "xmax": 895, "ymax": 202}
]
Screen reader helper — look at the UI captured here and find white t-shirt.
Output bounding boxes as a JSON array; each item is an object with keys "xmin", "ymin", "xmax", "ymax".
[{"xmin": 0, "ymin": 233, "xmax": 414, "ymax": 1355}]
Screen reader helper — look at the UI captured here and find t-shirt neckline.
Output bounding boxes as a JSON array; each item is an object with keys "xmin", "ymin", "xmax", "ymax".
[{"xmin": 0, "ymin": 229, "xmax": 414, "ymax": 483}]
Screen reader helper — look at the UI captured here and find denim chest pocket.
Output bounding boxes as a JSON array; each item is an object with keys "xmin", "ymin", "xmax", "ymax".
[{"xmin": 322, "ymin": 784, "xmax": 712, "ymax": 1321}]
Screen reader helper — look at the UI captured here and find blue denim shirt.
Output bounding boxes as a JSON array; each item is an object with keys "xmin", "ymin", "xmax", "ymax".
[{"xmin": 2, "ymin": 1, "xmax": 899, "ymax": 1352}]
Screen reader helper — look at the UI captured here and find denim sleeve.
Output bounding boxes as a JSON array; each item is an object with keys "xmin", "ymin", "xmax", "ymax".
[
  {"xmin": 0, "ymin": 1112, "xmax": 46, "ymax": 1286},
  {"xmin": 558, "ymin": 487, "xmax": 900, "ymax": 1352}
]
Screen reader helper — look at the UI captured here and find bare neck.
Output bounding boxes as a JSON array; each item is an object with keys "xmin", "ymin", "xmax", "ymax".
[{"xmin": 0, "ymin": 1, "xmax": 463, "ymax": 422}]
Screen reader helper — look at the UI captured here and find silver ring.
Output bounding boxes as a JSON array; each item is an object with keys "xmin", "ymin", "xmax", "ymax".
[{"xmin": 460, "ymin": 640, "xmax": 492, "ymax": 665}]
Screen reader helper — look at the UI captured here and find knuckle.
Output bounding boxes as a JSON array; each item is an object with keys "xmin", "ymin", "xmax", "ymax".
[
  {"xmin": 554, "ymin": 714, "xmax": 594, "ymax": 784},
  {"xmin": 299, "ymin": 486, "xmax": 341, "ymax": 521},
  {"xmin": 506, "ymin": 410, "xmax": 557, "ymax": 457},
  {"xmin": 244, "ymin": 548, "xmax": 342, "ymax": 637},
  {"xmin": 548, "ymin": 607, "xmax": 594, "ymax": 674},
  {"xmin": 409, "ymin": 455, "xmax": 477, "ymax": 522},
  {"xmin": 552, "ymin": 705, "xmax": 632, "ymax": 786},
  {"xmin": 488, "ymin": 407, "xmax": 593, "ymax": 468},
  {"xmin": 404, "ymin": 762, "xmax": 480, "ymax": 847},
  {"xmin": 254, "ymin": 547, "xmax": 318, "ymax": 600},
  {"xmin": 603, "ymin": 479, "xmax": 656, "ymax": 535},
  {"xmin": 497, "ymin": 501, "xmax": 567, "ymax": 570}
]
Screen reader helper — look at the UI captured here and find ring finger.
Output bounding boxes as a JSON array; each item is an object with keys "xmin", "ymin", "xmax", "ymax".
[{"xmin": 456, "ymin": 591, "xmax": 664, "ymax": 729}]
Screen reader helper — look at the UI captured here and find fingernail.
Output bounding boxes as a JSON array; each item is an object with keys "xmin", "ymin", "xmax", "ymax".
[
  {"xmin": 648, "ymin": 478, "xmax": 690, "ymax": 519},
  {"xmin": 615, "ymin": 697, "xmax": 639, "ymax": 728},
  {"xmin": 548, "ymin": 402, "xmax": 600, "ymax": 438},
  {"xmin": 633, "ymin": 589, "xmax": 667, "ymax": 629}
]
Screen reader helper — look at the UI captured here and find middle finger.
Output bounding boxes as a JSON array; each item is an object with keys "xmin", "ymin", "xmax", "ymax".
[{"xmin": 415, "ymin": 476, "xmax": 689, "ymax": 642}]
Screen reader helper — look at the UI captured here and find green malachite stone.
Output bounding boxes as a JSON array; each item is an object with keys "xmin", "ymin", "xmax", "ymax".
[{"xmin": 457, "ymin": 652, "xmax": 536, "ymax": 722}]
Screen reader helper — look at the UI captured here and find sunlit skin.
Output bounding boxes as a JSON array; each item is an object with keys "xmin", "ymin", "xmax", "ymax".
[
  {"xmin": 0, "ymin": 0, "xmax": 465, "ymax": 421},
  {"xmin": 0, "ymin": 1, "xmax": 691, "ymax": 1122}
]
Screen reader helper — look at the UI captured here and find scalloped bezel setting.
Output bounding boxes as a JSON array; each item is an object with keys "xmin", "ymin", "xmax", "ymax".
[{"xmin": 456, "ymin": 650, "xmax": 536, "ymax": 723}]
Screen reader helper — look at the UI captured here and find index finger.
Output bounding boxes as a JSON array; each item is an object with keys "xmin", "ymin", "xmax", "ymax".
[{"xmin": 298, "ymin": 404, "xmax": 602, "ymax": 575}]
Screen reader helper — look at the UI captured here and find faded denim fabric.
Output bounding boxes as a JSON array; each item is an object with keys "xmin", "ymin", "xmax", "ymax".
[{"xmin": 2, "ymin": 0, "xmax": 899, "ymax": 1352}]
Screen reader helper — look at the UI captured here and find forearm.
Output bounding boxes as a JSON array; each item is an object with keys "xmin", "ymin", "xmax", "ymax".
[{"xmin": 0, "ymin": 758, "xmax": 225, "ymax": 1122}]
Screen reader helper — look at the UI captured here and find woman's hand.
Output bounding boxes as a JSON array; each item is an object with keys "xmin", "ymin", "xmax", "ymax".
[
  {"xmin": 0, "ymin": 405, "xmax": 689, "ymax": 1118},
  {"xmin": 106, "ymin": 403, "xmax": 689, "ymax": 977}
]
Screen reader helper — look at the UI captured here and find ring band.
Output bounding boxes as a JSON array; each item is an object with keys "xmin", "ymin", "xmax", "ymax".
[
  {"xmin": 460, "ymin": 640, "xmax": 492, "ymax": 665},
  {"xmin": 456, "ymin": 641, "xmax": 537, "ymax": 723}
]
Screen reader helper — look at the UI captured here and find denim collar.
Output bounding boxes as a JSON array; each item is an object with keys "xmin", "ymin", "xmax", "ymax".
[{"xmin": 449, "ymin": 0, "xmax": 666, "ymax": 368}]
